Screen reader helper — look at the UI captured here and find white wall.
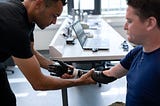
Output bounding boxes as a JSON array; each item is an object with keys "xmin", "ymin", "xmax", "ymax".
[
  {"xmin": 34, "ymin": 25, "xmax": 59, "ymax": 50},
  {"xmin": 102, "ymin": 16, "xmax": 127, "ymax": 40},
  {"xmin": 33, "ymin": 18, "xmax": 65, "ymax": 50}
]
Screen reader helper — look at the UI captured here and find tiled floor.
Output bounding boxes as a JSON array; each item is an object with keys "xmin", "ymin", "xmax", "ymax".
[
  {"xmin": 8, "ymin": 66, "xmax": 63, "ymax": 106},
  {"xmin": 6, "ymin": 50, "xmax": 127, "ymax": 106},
  {"xmin": 7, "ymin": 65, "xmax": 127, "ymax": 106}
]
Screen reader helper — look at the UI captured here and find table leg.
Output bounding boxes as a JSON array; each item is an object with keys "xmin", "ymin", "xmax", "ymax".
[{"xmin": 61, "ymin": 88, "xmax": 68, "ymax": 106}]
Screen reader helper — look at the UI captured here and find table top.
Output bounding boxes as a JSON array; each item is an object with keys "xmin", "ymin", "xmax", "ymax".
[{"xmin": 49, "ymin": 17, "xmax": 133, "ymax": 62}]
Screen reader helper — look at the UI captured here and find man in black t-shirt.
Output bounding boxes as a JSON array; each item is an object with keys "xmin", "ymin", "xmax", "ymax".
[{"xmin": 0, "ymin": 0, "xmax": 95, "ymax": 105}]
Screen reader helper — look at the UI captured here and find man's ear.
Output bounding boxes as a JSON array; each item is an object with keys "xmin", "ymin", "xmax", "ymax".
[
  {"xmin": 34, "ymin": 0, "xmax": 45, "ymax": 9},
  {"xmin": 32, "ymin": 0, "xmax": 46, "ymax": 14},
  {"xmin": 146, "ymin": 17, "xmax": 157, "ymax": 31}
]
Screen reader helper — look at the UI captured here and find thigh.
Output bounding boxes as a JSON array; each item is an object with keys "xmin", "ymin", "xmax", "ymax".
[{"xmin": 0, "ymin": 64, "xmax": 16, "ymax": 106}]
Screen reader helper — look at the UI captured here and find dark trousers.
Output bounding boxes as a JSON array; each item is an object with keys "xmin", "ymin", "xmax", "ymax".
[{"xmin": 0, "ymin": 63, "xmax": 16, "ymax": 106}]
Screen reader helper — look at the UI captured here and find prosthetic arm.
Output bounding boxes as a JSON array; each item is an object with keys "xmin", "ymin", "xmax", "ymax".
[
  {"xmin": 91, "ymin": 71, "xmax": 117, "ymax": 84},
  {"xmin": 48, "ymin": 60, "xmax": 74, "ymax": 76},
  {"xmin": 48, "ymin": 60, "xmax": 117, "ymax": 84}
]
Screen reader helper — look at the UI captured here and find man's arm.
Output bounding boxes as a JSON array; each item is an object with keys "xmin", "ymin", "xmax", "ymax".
[
  {"xmin": 47, "ymin": 61, "xmax": 128, "ymax": 84},
  {"xmin": 91, "ymin": 63, "xmax": 128, "ymax": 84},
  {"xmin": 103, "ymin": 63, "xmax": 128, "ymax": 79},
  {"xmin": 30, "ymin": 42, "xmax": 53, "ymax": 69},
  {"xmin": 12, "ymin": 55, "xmax": 95, "ymax": 90}
]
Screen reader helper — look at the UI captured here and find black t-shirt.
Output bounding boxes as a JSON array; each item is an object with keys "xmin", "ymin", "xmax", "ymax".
[{"xmin": 0, "ymin": 0, "xmax": 34, "ymax": 62}]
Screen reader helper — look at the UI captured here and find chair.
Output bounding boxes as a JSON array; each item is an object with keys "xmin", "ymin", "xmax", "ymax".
[{"xmin": 3, "ymin": 57, "xmax": 15, "ymax": 74}]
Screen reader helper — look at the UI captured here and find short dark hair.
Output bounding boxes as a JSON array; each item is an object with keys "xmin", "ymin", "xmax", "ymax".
[
  {"xmin": 127, "ymin": 0, "xmax": 160, "ymax": 27},
  {"xmin": 44, "ymin": 0, "xmax": 67, "ymax": 7},
  {"xmin": 61, "ymin": 0, "xmax": 67, "ymax": 6}
]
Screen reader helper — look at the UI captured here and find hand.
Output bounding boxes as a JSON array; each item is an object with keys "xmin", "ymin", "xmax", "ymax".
[
  {"xmin": 61, "ymin": 68, "xmax": 86, "ymax": 79},
  {"xmin": 77, "ymin": 69, "xmax": 96, "ymax": 85},
  {"xmin": 61, "ymin": 73, "xmax": 75, "ymax": 79},
  {"xmin": 48, "ymin": 60, "xmax": 74, "ymax": 77}
]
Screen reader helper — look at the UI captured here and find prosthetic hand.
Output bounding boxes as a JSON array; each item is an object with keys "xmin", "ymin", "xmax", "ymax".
[
  {"xmin": 48, "ymin": 60, "xmax": 74, "ymax": 77},
  {"xmin": 76, "ymin": 68, "xmax": 117, "ymax": 84},
  {"xmin": 91, "ymin": 71, "xmax": 117, "ymax": 84}
]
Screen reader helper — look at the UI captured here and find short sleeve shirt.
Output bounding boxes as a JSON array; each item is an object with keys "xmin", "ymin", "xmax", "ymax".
[
  {"xmin": 120, "ymin": 46, "xmax": 160, "ymax": 105},
  {"xmin": 0, "ymin": 0, "xmax": 34, "ymax": 62}
]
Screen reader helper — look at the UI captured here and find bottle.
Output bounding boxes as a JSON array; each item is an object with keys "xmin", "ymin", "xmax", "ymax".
[{"xmin": 83, "ymin": 12, "xmax": 88, "ymax": 23}]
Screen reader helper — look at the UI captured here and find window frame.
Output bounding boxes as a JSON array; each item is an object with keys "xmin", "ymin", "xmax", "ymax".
[
  {"xmin": 66, "ymin": 0, "xmax": 127, "ymax": 17},
  {"xmin": 67, "ymin": 0, "xmax": 101, "ymax": 15}
]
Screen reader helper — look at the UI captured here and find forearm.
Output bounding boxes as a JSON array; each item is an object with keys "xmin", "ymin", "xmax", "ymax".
[
  {"xmin": 104, "ymin": 63, "xmax": 128, "ymax": 78},
  {"xmin": 32, "ymin": 70, "xmax": 95, "ymax": 90},
  {"xmin": 76, "ymin": 64, "xmax": 127, "ymax": 84},
  {"xmin": 35, "ymin": 75, "xmax": 83, "ymax": 90}
]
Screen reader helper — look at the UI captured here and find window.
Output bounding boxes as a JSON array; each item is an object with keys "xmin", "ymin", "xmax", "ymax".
[
  {"xmin": 61, "ymin": 0, "xmax": 127, "ymax": 17},
  {"xmin": 74, "ymin": 0, "xmax": 94, "ymax": 10},
  {"xmin": 101, "ymin": 0, "xmax": 127, "ymax": 16},
  {"xmin": 60, "ymin": 4, "xmax": 68, "ymax": 16},
  {"xmin": 67, "ymin": 0, "xmax": 100, "ymax": 15}
]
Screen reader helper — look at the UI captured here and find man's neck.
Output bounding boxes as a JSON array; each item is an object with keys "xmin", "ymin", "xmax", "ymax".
[{"xmin": 22, "ymin": 0, "xmax": 34, "ymax": 23}]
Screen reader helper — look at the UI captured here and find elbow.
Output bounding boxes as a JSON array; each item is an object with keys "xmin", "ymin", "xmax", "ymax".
[
  {"xmin": 31, "ymin": 83, "xmax": 60, "ymax": 91},
  {"xmin": 30, "ymin": 81, "xmax": 47, "ymax": 91},
  {"xmin": 32, "ymin": 86, "xmax": 42, "ymax": 91},
  {"xmin": 29, "ymin": 75, "xmax": 50, "ymax": 91},
  {"xmin": 31, "ymin": 84, "xmax": 45, "ymax": 91},
  {"xmin": 30, "ymin": 78, "xmax": 57, "ymax": 91},
  {"xmin": 29, "ymin": 75, "xmax": 60, "ymax": 91}
]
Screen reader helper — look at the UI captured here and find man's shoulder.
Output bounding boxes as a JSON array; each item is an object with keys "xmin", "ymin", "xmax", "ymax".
[
  {"xmin": 129, "ymin": 45, "xmax": 143, "ymax": 56},
  {"xmin": 0, "ymin": 0, "xmax": 29, "ymax": 31},
  {"xmin": 0, "ymin": 0, "xmax": 25, "ymax": 18}
]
